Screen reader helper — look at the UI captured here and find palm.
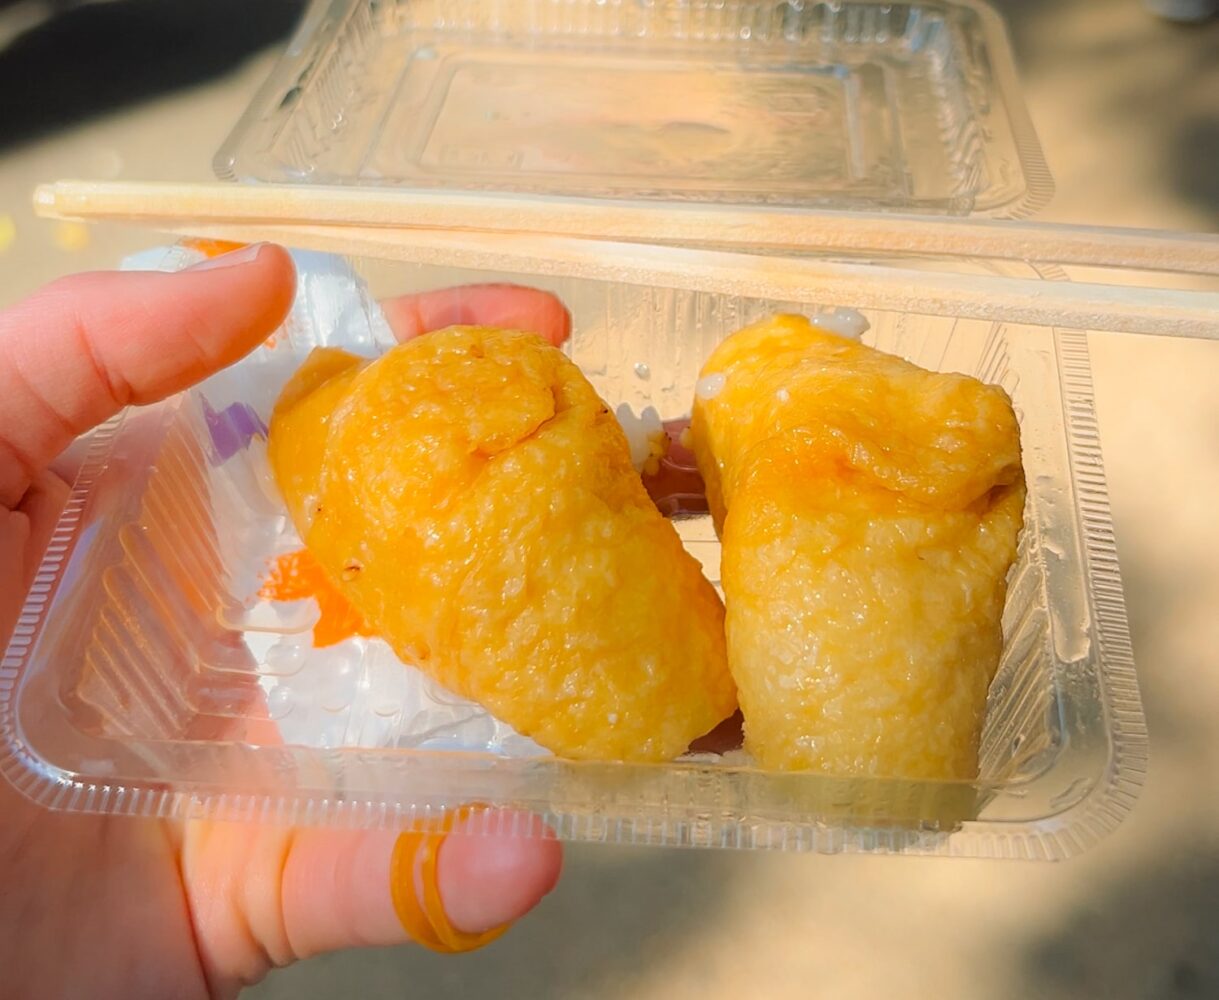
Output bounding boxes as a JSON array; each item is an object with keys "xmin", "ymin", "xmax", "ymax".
[{"xmin": 0, "ymin": 777, "xmax": 207, "ymax": 999}]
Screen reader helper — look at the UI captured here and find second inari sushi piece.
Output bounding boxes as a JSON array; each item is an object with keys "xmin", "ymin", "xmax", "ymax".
[
  {"xmin": 268, "ymin": 326, "xmax": 735, "ymax": 762},
  {"xmin": 691, "ymin": 314, "xmax": 1026, "ymax": 780}
]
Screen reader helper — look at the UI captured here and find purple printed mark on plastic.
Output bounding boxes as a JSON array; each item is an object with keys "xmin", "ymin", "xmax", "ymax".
[{"xmin": 203, "ymin": 397, "xmax": 268, "ymax": 464}]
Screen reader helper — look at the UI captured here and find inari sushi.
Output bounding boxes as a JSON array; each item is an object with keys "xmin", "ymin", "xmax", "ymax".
[
  {"xmin": 691, "ymin": 314, "xmax": 1025, "ymax": 779},
  {"xmin": 268, "ymin": 326, "xmax": 735, "ymax": 762}
]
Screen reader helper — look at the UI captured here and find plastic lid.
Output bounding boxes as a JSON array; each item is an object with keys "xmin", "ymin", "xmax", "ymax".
[{"xmin": 216, "ymin": 0, "xmax": 1054, "ymax": 218}]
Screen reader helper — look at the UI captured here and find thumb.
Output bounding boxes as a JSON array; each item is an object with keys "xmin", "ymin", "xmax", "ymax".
[
  {"xmin": 182, "ymin": 809, "xmax": 562, "ymax": 993},
  {"xmin": 0, "ymin": 243, "xmax": 295, "ymax": 508}
]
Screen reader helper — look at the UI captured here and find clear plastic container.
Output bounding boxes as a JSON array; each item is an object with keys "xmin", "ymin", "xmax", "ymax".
[
  {"xmin": 215, "ymin": 0, "xmax": 1054, "ymax": 218},
  {"xmin": 4, "ymin": 0, "xmax": 1151, "ymax": 857},
  {"xmin": 0, "ymin": 242, "xmax": 1146, "ymax": 858}
]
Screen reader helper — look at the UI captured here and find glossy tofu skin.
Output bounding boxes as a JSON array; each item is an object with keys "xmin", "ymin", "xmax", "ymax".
[
  {"xmin": 269, "ymin": 326, "xmax": 735, "ymax": 762},
  {"xmin": 691, "ymin": 315, "xmax": 1025, "ymax": 779}
]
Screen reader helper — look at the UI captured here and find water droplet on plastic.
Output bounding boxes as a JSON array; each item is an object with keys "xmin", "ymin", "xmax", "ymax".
[
  {"xmin": 695, "ymin": 373, "xmax": 727, "ymax": 400},
  {"xmin": 634, "ymin": 362, "xmax": 651, "ymax": 380},
  {"xmin": 264, "ymin": 641, "xmax": 307, "ymax": 677},
  {"xmin": 268, "ymin": 685, "xmax": 294, "ymax": 720}
]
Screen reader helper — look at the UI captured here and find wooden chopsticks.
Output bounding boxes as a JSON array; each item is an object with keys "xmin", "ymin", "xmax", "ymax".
[
  {"xmin": 36, "ymin": 179, "xmax": 1219, "ymax": 276},
  {"xmin": 33, "ymin": 179, "xmax": 1219, "ymax": 341}
]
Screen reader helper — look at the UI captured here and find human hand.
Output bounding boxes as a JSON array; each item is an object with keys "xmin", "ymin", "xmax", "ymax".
[{"xmin": 0, "ymin": 244, "xmax": 565, "ymax": 1000}]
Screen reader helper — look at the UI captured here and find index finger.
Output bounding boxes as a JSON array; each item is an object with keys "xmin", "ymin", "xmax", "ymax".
[{"xmin": 381, "ymin": 284, "xmax": 572, "ymax": 346}]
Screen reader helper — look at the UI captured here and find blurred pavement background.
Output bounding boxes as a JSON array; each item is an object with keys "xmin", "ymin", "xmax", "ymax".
[{"xmin": 0, "ymin": 1, "xmax": 1216, "ymax": 997}]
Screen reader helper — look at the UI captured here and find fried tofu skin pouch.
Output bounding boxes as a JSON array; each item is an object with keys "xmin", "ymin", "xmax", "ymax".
[
  {"xmin": 691, "ymin": 315, "xmax": 1025, "ymax": 779},
  {"xmin": 269, "ymin": 327, "xmax": 735, "ymax": 762}
]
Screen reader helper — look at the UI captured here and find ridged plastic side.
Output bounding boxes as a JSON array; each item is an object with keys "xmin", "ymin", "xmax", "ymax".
[{"xmin": 1026, "ymin": 329, "xmax": 1146, "ymax": 850}]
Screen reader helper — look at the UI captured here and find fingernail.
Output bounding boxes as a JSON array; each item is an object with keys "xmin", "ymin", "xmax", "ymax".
[
  {"xmin": 185, "ymin": 242, "xmax": 266, "ymax": 271},
  {"xmin": 389, "ymin": 805, "xmax": 513, "ymax": 953}
]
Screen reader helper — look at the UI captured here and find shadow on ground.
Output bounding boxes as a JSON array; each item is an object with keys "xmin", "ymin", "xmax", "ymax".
[
  {"xmin": 1171, "ymin": 114, "xmax": 1219, "ymax": 228},
  {"xmin": 1010, "ymin": 846, "xmax": 1219, "ymax": 1000},
  {"xmin": 0, "ymin": 0, "xmax": 305, "ymax": 152},
  {"xmin": 245, "ymin": 844, "xmax": 742, "ymax": 1000},
  {"xmin": 993, "ymin": 0, "xmax": 1219, "ymax": 227}
]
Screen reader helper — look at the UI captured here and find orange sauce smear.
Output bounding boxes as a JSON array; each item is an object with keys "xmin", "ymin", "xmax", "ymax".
[
  {"xmin": 259, "ymin": 549, "xmax": 375, "ymax": 648},
  {"xmin": 183, "ymin": 238, "xmax": 248, "ymax": 258}
]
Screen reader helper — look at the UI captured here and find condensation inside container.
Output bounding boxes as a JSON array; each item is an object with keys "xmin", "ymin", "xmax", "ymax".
[{"xmin": 65, "ymin": 248, "xmax": 1061, "ymax": 787}]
